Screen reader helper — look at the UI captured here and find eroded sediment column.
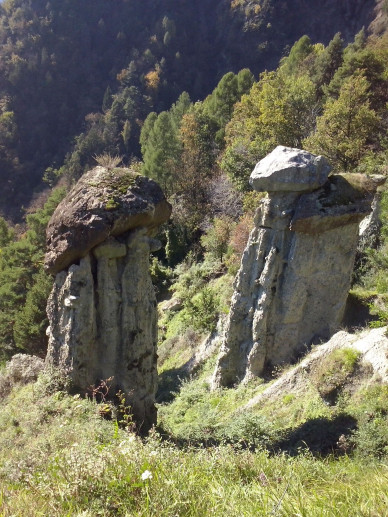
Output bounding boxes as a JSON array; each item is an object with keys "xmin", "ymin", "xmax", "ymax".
[
  {"xmin": 212, "ymin": 146, "xmax": 384, "ymax": 388},
  {"xmin": 44, "ymin": 166, "xmax": 171, "ymax": 432}
]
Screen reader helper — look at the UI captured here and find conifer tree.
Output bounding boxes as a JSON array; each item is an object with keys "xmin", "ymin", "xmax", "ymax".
[{"xmin": 304, "ymin": 73, "xmax": 379, "ymax": 171}]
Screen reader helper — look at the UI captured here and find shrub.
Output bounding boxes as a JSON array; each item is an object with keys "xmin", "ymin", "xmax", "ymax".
[
  {"xmin": 350, "ymin": 385, "xmax": 388, "ymax": 458},
  {"xmin": 201, "ymin": 216, "xmax": 236, "ymax": 263},
  {"xmin": 149, "ymin": 256, "xmax": 174, "ymax": 298},
  {"xmin": 219, "ymin": 413, "xmax": 279, "ymax": 449},
  {"xmin": 312, "ymin": 348, "xmax": 361, "ymax": 404},
  {"xmin": 93, "ymin": 153, "xmax": 123, "ymax": 168},
  {"xmin": 184, "ymin": 287, "xmax": 219, "ymax": 333}
]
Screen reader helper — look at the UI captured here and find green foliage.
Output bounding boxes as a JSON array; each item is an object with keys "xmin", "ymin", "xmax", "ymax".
[
  {"xmin": 0, "ymin": 217, "xmax": 14, "ymax": 247},
  {"xmin": 242, "ymin": 190, "xmax": 266, "ymax": 213},
  {"xmin": 171, "ymin": 255, "xmax": 221, "ymax": 302},
  {"xmin": 350, "ymin": 386, "xmax": 388, "ymax": 458},
  {"xmin": 0, "ymin": 188, "xmax": 65, "ymax": 358},
  {"xmin": 304, "ymin": 73, "xmax": 379, "ymax": 171},
  {"xmin": 164, "ymin": 222, "xmax": 191, "ymax": 266},
  {"xmin": 201, "ymin": 216, "xmax": 236, "ymax": 262},
  {"xmin": 326, "ymin": 29, "xmax": 387, "ymax": 109},
  {"xmin": 102, "ymin": 85, "xmax": 113, "ymax": 113},
  {"xmin": 13, "ymin": 269, "xmax": 53, "ymax": 355},
  {"xmin": 140, "ymin": 105, "xmax": 186, "ymax": 194},
  {"xmin": 184, "ymin": 286, "xmax": 219, "ymax": 333},
  {"xmin": 311, "ymin": 32, "xmax": 344, "ymax": 94},
  {"xmin": 223, "ymin": 70, "xmax": 316, "ymax": 190},
  {"xmin": 219, "ymin": 412, "xmax": 278, "ymax": 449},
  {"xmin": 280, "ymin": 35, "xmax": 314, "ymax": 75},
  {"xmin": 312, "ymin": 348, "xmax": 362, "ymax": 403},
  {"xmin": 161, "ymin": 255, "xmax": 233, "ymax": 340},
  {"xmin": 149, "ymin": 256, "xmax": 174, "ymax": 297},
  {"xmin": 202, "ymin": 70, "xmax": 253, "ymax": 145}
]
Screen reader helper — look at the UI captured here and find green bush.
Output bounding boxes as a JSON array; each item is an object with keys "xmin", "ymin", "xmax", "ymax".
[
  {"xmin": 312, "ymin": 348, "xmax": 361, "ymax": 404},
  {"xmin": 219, "ymin": 412, "xmax": 279, "ymax": 449},
  {"xmin": 184, "ymin": 287, "xmax": 219, "ymax": 333},
  {"xmin": 350, "ymin": 386, "xmax": 388, "ymax": 458},
  {"xmin": 149, "ymin": 256, "xmax": 174, "ymax": 298}
]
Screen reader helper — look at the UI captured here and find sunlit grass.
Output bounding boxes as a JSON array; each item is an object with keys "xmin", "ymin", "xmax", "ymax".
[{"xmin": 0, "ymin": 377, "xmax": 387, "ymax": 516}]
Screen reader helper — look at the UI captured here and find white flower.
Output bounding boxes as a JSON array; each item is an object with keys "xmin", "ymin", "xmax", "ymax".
[
  {"xmin": 141, "ymin": 470, "xmax": 152, "ymax": 481},
  {"xmin": 149, "ymin": 450, "xmax": 158, "ymax": 457}
]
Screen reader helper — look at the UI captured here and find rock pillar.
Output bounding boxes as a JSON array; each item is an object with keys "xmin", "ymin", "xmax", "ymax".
[
  {"xmin": 44, "ymin": 166, "xmax": 171, "ymax": 432},
  {"xmin": 212, "ymin": 146, "xmax": 384, "ymax": 387}
]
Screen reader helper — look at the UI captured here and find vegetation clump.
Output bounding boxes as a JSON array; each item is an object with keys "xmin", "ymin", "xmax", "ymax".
[{"xmin": 312, "ymin": 347, "xmax": 362, "ymax": 404}]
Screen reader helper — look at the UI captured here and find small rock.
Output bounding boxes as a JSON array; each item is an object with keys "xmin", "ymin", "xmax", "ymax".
[{"xmin": 161, "ymin": 298, "xmax": 183, "ymax": 312}]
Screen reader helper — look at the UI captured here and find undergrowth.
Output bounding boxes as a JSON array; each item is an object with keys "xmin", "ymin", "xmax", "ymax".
[{"xmin": 1, "ymin": 376, "xmax": 388, "ymax": 516}]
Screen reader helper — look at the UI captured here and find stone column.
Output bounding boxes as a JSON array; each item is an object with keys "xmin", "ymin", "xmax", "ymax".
[
  {"xmin": 44, "ymin": 166, "xmax": 171, "ymax": 433},
  {"xmin": 212, "ymin": 146, "xmax": 383, "ymax": 388}
]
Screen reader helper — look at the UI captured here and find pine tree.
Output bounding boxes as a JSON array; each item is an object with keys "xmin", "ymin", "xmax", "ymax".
[{"xmin": 312, "ymin": 32, "xmax": 344, "ymax": 95}]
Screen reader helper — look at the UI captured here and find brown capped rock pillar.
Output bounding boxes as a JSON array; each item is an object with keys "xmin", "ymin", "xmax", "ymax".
[{"xmin": 45, "ymin": 166, "xmax": 171, "ymax": 433}]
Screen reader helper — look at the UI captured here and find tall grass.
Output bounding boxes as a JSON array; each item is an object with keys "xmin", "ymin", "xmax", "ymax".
[{"xmin": 0, "ymin": 378, "xmax": 388, "ymax": 516}]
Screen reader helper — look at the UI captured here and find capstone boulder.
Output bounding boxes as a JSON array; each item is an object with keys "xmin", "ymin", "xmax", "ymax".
[
  {"xmin": 250, "ymin": 145, "xmax": 331, "ymax": 192},
  {"xmin": 45, "ymin": 166, "xmax": 171, "ymax": 275}
]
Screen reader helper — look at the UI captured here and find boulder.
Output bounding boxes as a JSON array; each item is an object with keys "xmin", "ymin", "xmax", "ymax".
[
  {"xmin": 161, "ymin": 297, "xmax": 183, "ymax": 313},
  {"xmin": 250, "ymin": 145, "xmax": 331, "ymax": 193},
  {"xmin": 45, "ymin": 166, "xmax": 171, "ymax": 274}
]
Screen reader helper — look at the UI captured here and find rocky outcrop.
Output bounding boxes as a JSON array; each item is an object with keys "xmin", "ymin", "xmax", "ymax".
[
  {"xmin": 212, "ymin": 146, "xmax": 384, "ymax": 388},
  {"xmin": 243, "ymin": 326, "xmax": 388, "ymax": 411},
  {"xmin": 45, "ymin": 167, "xmax": 171, "ymax": 433}
]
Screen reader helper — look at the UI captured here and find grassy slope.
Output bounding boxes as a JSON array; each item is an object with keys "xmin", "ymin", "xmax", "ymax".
[
  {"xmin": 0, "ymin": 376, "xmax": 388, "ymax": 516},
  {"xmin": 1, "ymin": 329, "xmax": 388, "ymax": 517}
]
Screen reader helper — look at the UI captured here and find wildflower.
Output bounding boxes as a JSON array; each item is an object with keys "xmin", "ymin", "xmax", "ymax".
[
  {"xmin": 149, "ymin": 450, "xmax": 158, "ymax": 457},
  {"xmin": 141, "ymin": 469, "xmax": 152, "ymax": 481}
]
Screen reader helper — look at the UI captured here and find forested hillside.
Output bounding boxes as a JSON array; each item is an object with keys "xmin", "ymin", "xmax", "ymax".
[
  {"xmin": 0, "ymin": 0, "xmax": 379, "ymax": 218},
  {"xmin": 0, "ymin": 0, "xmax": 387, "ymax": 361}
]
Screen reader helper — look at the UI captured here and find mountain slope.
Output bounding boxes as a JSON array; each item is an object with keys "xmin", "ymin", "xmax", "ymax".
[{"xmin": 0, "ymin": 0, "xmax": 380, "ymax": 220}]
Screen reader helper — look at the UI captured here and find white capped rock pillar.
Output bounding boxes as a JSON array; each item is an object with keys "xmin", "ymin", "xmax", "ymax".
[{"xmin": 212, "ymin": 146, "xmax": 383, "ymax": 388}]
